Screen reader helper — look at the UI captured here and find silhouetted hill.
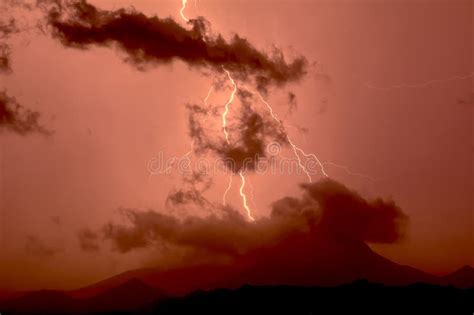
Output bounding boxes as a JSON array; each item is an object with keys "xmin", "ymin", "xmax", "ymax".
[
  {"xmin": 1, "ymin": 289, "xmax": 76, "ymax": 313},
  {"xmin": 68, "ymin": 267, "xmax": 161, "ymax": 299},
  {"xmin": 83, "ymin": 278, "xmax": 167, "ymax": 312},
  {"xmin": 152, "ymin": 281, "xmax": 474, "ymax": 315},
  {"xmin": 2, "ymin": 281, "xmax": 473, "ymax": 314},
  {"xmin": 0, "ymin": 280, "xmax": 474, "ymax": 315},
  {"xmin": 1, "ymin": 234, "xmax": 471, "ymax": 314},
  {"xmin": 0, "ymin": 290, "xmax": 23, "ymax": 302},
  {"xmin": 70, "ymin": 232, "xmax": 438, "ymax": 297},
  {"xmin": 440, "ymin": 265, "xmax": 474, "ymax": 288},
  {"xmin": 0, "ymin": 279, "xmax": 165, "ymax": 314}
]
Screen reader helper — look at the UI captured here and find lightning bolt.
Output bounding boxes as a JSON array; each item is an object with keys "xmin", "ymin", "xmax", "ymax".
[
  {"xmin": 164, "ymin": 140, "xmax": 195, "ymax": 174},
  {"xmin": 177, "ymin": 0, "xmax": 335, "ymax": 220},
  {"xmin": 177, "ymin": 0, "xmax": 369, "ymax": 219},
  {"xmin": 222, "ymin": 174, "xmax": 233, "ymax": 205},
  {"xmin": 180, "ymin": 0, "xmax": 244, "ymax": 215},
  {"xmin": 201, "ymin": 85, "xmax": 213, "ymax": 123},
  {"xmin": 322, "ymin": 161, "xmax": 375, "ymax": 181},
  {"xmin": 246, "ymin": 175, "xmax": 259, "ymax": 210},
  {"xmin": 239, "ymin": 171, "xmax": 255, "ymax": 221},
  {"xmin": 220, "ymin": 70, "xmax": 255, "ymax": 221},
  {"xmin": 222, "ymin": 68, "xmax": 237, "ymax": 144},
  {"xmin": 180, "ymin": 0, "xmax": 190, "ymax": 22},
  {"xmin": 225, "ymin": 85, "xmax": 372, "ymax": 183},
  {"xmin": 204, "ymin": 85, "xmax": 213, "ymax": 105},
  {"xmin": 247, "ymin": 88, "xmax": 328, "ymax": 181},
  {"xmin": 183, "ymin": 140, "xmax": 194, "ymax": 158}
]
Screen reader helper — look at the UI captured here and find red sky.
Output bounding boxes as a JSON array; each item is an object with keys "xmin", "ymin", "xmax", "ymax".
[{"xmin": 0, "ymin": 0, "xmax": 472, "ymax": 290}]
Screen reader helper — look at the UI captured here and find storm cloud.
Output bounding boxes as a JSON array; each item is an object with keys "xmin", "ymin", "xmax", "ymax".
[
  {"xmin": 0, "ymin": 16, "xmax": 19, "ymax": 73},
  {"xmin": 186, "ymin": 89, "xmax": 289, "ymax": 174},
  {"xmin": 0, "ymin": 91, "xmax": 51, "ymax": 135},
  {"xmin": 25, "ymin": 235, "xmax": 62, "ymax": 257},
  {"xmin": 84, "ymin": 179, "xmax": 407, "ymax": 263},
  {"xmin": 42, "ymin": 0, "xmax": 307, "ymax": 92}
]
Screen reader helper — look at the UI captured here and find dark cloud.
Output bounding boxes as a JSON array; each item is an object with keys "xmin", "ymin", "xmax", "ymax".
[
  {"xmin": 0, "ymin": 5, "xmax": 53, "ymax": 136},
  {"xmin": 41, "ymin": 0, "xmax": 307, "ymax": 92},
  {"xmin": 77, "ymin": 228, "xmax": 100, "ymax": 252},
  {"xmin": 0, "ymin": 10, "xmax": 53, "ymax": 136},
  {"xmin": 25, "ymin": 235, "xmax": 62, "ymax": 257},
  {"xmin": 0, "ymin": 17, "xmax": 19, "ymax": 73},
  {"xmin": 0, "ymin": 44, "xmax": 12, "ymax": 73},
  {"xmin": 0, "ymin": 91, "xmax": 52, "ymax": 135},
  {"xmin": 186, "ymin": 89, "xmax": 288, "ymax": 174},
  {"xmin": 102, "ymin": 206, "xmax": 260, "ymax": 255},
  {"xmin": 166, "ymin": 170, "xmax": 216, "ymax": 214},
  {"xmin": 91, "ymin": 179, "xmax": 406, "ymax": 262},
  {"xmin": 286, "ymin": 92, "xmax": 297, "ymax": 115},
  {"xmin": 166, "ymin": 188, "xmax": 211, "ymax": 211},
  {"xmin": 301, "ymin": 179, "xmax": 407, "ymax": 243}
]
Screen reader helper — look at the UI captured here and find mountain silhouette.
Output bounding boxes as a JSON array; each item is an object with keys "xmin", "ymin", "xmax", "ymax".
[
  {"xmin": 0, "ymin": 278, "xmax": 165, "ymax": 313},
  {"xmin": 82, "ymin": 278, "xmax": 166, "ymax": 312},
  {"xmin": 440, "ymin": 265, "xmax": 474, "ymax": 288},
  {"xmin": 1, "ymin": 273, "xmax": 472, "ymax": 314},
  {"xmin": 2, "ymin": 231, "xmax": 471, "ymax": 314},
  {"xmin": 70, "ymin": 231, "xmax": 438, "ymax": 297},
  {"xmin": 1, "ymin": 290, "xmax": 76, "ymax": 313},
  {"xmin": 151, "ymin": 281, "xmax": 474, "ymax": 315}
]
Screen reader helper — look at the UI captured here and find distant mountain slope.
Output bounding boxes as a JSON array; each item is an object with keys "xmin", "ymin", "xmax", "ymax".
[
  {"xmin": 82, "ymin": 278, "xmax": 167, "ymax": 312},
  {"xmin": 0, "ymin": 290, "xmax": 76, "ymax": 313},
  {"xmin": 2, "ymin": 279, "xmax": 473, "ymax": 314},
  {"xmin": 70, "ymin": 231, "xmax": 439, "ymax": 297},
  {"xmin": 440, "ymin": 265, "xmax": 474, "ymax": 288},
  {"xmin": 0, "ymin": 290, "xmax": 24, "ymax": 302},
  {"xmin": 0, "ymin": 278, "xmax": 165, "ymax": 314},
  {"xmin": 2, "ymin": 231, "xmax": 471, "ymax": 314},
  {"xmin": 151, "ymin": 282, "xmax": 474, "ymax": 315}
]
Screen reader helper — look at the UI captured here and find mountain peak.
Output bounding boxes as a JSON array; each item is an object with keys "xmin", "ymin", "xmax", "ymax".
[
  {"xmin": 92, "ymin": 276, "xmax": 164, "ymax": 300},
  {"xmin": 446, "ymin": 265, "xmax": 474, "ymax": 277},
  {"xmin": 117, "ymin": 278, "xmax": 152, "ymax": 290},
  {"xmin": 440, "ymin": 265, "xmax": 474, "ymax": 288},
  {"xmin": 457, "ymin": 265, "xmax": 474, "ymax": 273}
]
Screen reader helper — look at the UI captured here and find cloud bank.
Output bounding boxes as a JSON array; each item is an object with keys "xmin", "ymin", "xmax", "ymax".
[
  {"xmin": 80, "ymin": 179, "xmax": 407, "ymax": 266},
  {"xmin": 0, "ymin": 91, "xmax": 51, "ymax": 135},
  {"xmin": 42, "ymin": 0, "xmax": 307, "ymax": 92}
]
